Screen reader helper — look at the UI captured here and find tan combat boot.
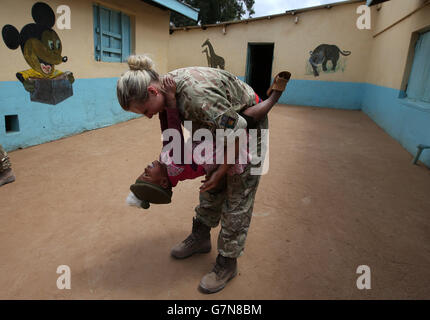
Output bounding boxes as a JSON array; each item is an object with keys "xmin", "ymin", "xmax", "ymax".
[
  {"xmin": 198, "ymin": 254, "xmax": 238, "ymax": 294},
  {"xmin": 171, "ymin": 217, "xmax": 211, "ymax": 259},
  {"xmin": 0, "ymin": 168, "xmax": 15, "ymax": 187}
]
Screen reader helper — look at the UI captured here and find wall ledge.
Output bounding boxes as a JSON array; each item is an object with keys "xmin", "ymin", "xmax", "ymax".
[{"xmin": 399, "ymin": 97, "xmax": 430, "ymax": 113}]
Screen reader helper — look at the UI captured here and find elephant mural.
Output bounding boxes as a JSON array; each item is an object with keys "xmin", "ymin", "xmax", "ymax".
[{"xmin": 308, "ymin": 44, "xmax": 351, "ymax": 77}]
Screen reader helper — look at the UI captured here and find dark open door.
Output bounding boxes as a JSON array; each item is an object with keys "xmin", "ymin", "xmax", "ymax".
[{"xmin": 245, "ymin": 43, "xmax": 274, "ymax": 100}]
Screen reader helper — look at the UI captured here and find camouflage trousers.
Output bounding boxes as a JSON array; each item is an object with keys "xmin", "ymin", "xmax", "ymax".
[
  {"xmin": 195, "ymin": 116, "xmax": 268, "ymax": 258},
  {"xmin": 0, "ymin": 144, "xmax": 12, "ymax": 173}
]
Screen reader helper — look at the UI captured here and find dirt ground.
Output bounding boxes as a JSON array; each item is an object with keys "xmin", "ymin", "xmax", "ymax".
[{"xmin": 1, "ymin": 105, "xmax": 429, "ymax": 299}]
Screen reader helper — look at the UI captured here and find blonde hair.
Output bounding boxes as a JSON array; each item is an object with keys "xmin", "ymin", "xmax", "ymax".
[{"xmin": 117, "ymin": 55, "xmax": 160, "ymax": 110}]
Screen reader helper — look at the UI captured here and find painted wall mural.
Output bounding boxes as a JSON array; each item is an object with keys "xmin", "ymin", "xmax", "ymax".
[
  {"xmin": 307, "ymin": 44, "xmax": 351, "ymax": 77},
  {"xmin": 1, "ymin": 2, "xmax": 74, "ymax": 105},
  {"xmin": 201, "ymin": 39, "xmax": 225, "ymax": 69}
]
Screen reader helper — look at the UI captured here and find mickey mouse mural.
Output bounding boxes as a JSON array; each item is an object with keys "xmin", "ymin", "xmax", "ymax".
[{"xmin": 2, "ymin": 2, "xmax": 74, "ymax": 105}]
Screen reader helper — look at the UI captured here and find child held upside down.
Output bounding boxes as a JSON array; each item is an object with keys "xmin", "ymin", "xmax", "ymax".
[{"xmin": 127, "ymin": 71, "xmax": 291, "ymax": 209}]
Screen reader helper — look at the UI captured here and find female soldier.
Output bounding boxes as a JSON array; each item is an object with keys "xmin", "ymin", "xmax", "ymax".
[{"xmin": 117, "ymin": 55, "xmax": 289, "ymax": 294}]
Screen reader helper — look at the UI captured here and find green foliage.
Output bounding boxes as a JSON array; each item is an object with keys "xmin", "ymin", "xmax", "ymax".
[{"xmin": 171, "ymin": 0, "xmax": 255, "ymax": 27}]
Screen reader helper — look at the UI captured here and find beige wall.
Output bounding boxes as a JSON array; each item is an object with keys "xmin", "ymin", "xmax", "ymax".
[
  {"xmin": 168, "ymin": 0, "xmax": 430, "ymax": 90},
  {"xmin": 3, "ymin": 0, "xmax": 428, "ymax": 88},
  {"xmin": 365, "ymin": 0, "xmax": 430, "ymax": 89},
  {"xmin": 0, "ymin": 0, "xmax": 170, "ymax": 81},
  {"xmin": 168, "ymin": 2, "xmax": 373, "ymax": 82}
]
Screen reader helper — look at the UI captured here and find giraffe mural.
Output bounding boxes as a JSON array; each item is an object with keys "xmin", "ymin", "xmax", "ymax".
[
  {"xmin": 201, "ymin": 39, "xmax": 225, "ymax": 69},
  {"xmin": 202, "ymin": 47, "xmax": 210, "ymax": 67}
]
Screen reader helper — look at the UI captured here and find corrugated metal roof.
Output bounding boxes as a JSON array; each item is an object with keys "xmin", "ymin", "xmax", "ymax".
[{"xmin": 143, "ymin": 0, "xmax": 199, "ymax": 21}]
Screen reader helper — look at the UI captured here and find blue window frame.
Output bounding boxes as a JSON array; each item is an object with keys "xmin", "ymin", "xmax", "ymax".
[
  {"xmin": 406, "ymin": 31, "xmax": 430, "ymax": 103},
  {"xmin": 93, "ymin": 4, "xmax": 131, "ymax": 62}
]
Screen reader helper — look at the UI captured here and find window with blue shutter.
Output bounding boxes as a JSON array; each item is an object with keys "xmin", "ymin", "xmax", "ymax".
[
  {"xmin": 93, "ymin": 4, "xmax": 131, "ymax": 62},
  {"xmin": 406, "ymin": 31, "xmax": 430, "ymax": 104}
]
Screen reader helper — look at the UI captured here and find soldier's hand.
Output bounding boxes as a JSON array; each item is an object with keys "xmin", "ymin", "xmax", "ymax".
[
  {"xmin": 162, "ymin": 75, "xmax": 177, "ymax": 109},
  {"xmin": 200, "ymin": 168, "xmax": 225, "ymax": 193}
]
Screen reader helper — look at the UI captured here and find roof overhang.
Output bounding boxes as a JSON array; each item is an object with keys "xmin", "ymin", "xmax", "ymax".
[
  {"xmin": 367, "ymin": 0, "xmax": 391, "ymax": 6},
  {"xmin": 143, "ymin": 0, "xmax": 199, "ymax": 21}
]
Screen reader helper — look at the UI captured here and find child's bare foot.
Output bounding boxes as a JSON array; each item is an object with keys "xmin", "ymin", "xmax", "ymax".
[{"xmin": 162, "ymin": 75, "xmax": 177, "ymax": 109}]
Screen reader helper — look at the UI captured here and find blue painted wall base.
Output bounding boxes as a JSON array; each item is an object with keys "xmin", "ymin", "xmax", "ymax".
[
  {"xmin": 278, "ymin": 79, "xmax": 364, "ymax": 110},
  {"xmin": 238, "ymin": 77, "xmax": 363, "ymax": 110},
  {"xmin": 361, "ymin": 83, "xmax": 430, "ymax": 167},
  {"xmin": 0, "ymin": 78, "xmax": 140, "ymax": 152}
]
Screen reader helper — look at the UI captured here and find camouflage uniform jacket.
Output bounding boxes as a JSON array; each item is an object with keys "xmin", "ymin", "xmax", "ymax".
[{"xmin": 167, "ymin": 67, "xmax": 257, "ymax": 136}]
